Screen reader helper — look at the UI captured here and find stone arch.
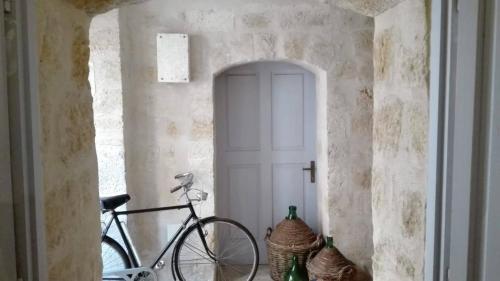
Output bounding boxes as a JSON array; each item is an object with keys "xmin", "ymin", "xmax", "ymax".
[
  {"xmin": 211, "ymin": 59, "xmax": 330, "ymax": 234},
  {"xmin": 212, "ymin": 58, "xmax": 326, "ymax": 78},
  {"xmin": 194, "ymin": 22, "xmax": 376, "ymax": 269}
]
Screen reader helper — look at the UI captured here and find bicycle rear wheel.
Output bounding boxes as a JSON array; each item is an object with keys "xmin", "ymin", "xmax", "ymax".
[
  {"xmin": 101, "ymin": 236, "xmax": 131, "ymax": 278},
  {"xmin": 174, "ymin": 217, "xmax": 259, "ymax": 281}
]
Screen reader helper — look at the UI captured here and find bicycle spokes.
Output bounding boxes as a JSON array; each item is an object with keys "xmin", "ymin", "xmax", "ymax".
[{"xmin": 175, "ymin": 220, "xmax": 258, "ymax": 281}]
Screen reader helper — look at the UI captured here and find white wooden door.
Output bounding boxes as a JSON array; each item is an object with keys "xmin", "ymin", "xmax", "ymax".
[{"xmin": 215, "ymin": 62, "xmax": 317, "ymax": 263}]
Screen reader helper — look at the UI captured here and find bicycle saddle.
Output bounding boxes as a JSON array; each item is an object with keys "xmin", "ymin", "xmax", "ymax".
[{"xmin": 100, "ymin": 194, "xmax": 130, "ymax": 211}]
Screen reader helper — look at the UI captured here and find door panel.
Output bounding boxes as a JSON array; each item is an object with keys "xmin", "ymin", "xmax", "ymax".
[
  {"xmin": 216, "ymin": 62, "xmax": 317, "ymax": 264},
  {"xmin": 271, "ymin": 74, "xmax": 304, "ymax": 150},
  {"xmin": 228, "ymin": 164, "xmax": 260, "ymax": 238},
  {"xmin": 272, "ymin": 163, "xmax": 306, "ymax": 224},
  {"xmin": 226, "ymin": 75, "xmax": 260, "ymax": 151}
]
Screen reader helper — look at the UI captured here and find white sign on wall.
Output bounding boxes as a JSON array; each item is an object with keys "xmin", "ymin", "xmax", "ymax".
[{"xmin": 157, "ymin": 33, "xmax": 190, "ymax": 83}]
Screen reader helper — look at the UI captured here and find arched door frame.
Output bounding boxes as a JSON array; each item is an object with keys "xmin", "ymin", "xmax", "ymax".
[{"xmin": 212, "ymin": 59, "xmax": 329, "ymax": 234}]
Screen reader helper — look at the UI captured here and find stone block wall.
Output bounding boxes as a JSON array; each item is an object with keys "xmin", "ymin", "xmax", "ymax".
[
  {"xmin": 36, "ymin": 0, "xmax": 431, "ymax": 280},
  {"xmin": 37, "ymin": 0, "xmax": 101, "ymax": 279},
  {"xmin": 89, "ymin": 10, "xmax": 126, "ymax": 197},
  {"xmin": 371, "ymin": 0, "xmax": 429, "ymax": 280},
  {"xmin": 118, "ymin": 0, "xmax": 375, "ymax": 272}
]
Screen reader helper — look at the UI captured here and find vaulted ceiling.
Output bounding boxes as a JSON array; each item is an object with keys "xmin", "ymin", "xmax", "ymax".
[
  {"xmin": 68, "ymin": 0, "xmax": 409, "ymax": 17},
  {"xmin": 329, "ymin": 0, "xmax": 407, "ymax": 17}
]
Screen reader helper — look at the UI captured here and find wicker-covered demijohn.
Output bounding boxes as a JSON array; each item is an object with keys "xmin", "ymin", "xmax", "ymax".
[
  {"xmin": 306, "ymin": 238, "xmax": 372, "ymax": 281},
  {"xmin": 265, "ymin": 206, "xmax": 323, "ymax": 281}
]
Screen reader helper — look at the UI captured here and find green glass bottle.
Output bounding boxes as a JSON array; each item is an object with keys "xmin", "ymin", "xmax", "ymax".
[
  {"xmin": 283, "ymin": 255, "xmax": 308, "ymax": 281},
  {"xmin": 286, "ymin": 205, "xmax": 298, "ymax": 220},
  {"xmin": 325, "ymin": 236, "xmax": 334, "ymax": 248}
]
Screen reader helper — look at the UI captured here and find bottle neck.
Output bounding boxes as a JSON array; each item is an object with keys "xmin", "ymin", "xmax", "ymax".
[
  {"xmin": 326, "ymin": 236, "xmax": 334, "ymax": 248},
  {"xmin": 287, "ymin": 206, "xmax": 298, "ymax": 220}
]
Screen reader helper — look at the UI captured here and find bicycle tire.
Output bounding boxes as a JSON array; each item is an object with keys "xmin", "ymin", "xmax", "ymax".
[
  {"xmin": 173, "ymin": 216, "xmax": 259, "ymax": 281},
  {"xmin": 101, "ymin": 235, "xmax": 131, "ymax": 278}
]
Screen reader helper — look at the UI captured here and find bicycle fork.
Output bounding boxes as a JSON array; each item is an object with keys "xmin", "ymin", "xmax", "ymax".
[
  {"xmin": 188, "ymin": 205, "xmax": 217, "ymax": 261},
  {"xmin": 195, "ymin": 219, "xmax": 217, "ymax": 260}
]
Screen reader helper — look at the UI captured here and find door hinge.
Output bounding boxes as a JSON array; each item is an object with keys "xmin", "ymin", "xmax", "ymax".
[{"xmin": 3, "ymin": 0, "xmax": 12, "ymax": 13}]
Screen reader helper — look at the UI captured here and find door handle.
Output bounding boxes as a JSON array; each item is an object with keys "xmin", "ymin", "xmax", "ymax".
[{"xmin": 302, "ymin": 161, "xmax": 316, "ymax": 183}]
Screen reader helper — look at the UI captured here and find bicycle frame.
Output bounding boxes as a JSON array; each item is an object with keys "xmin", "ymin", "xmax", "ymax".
[{"xmin": 101, "ymin": 201, "xmax": 211, "ymax": 270}]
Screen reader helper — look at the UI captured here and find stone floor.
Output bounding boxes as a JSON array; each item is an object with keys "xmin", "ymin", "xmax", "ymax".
[
  {"xmin": 253, "ymin": 265, "xmax": 272, "ymax": 281},
  {"xmin": 172, "ymin": 264, "xmax": 272, "ymax": 281},
  {"xmin": 218, "ymin": 265, "xmax": 272, "ymax": 281}
]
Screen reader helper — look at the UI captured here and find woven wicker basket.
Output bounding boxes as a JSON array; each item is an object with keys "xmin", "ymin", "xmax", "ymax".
[
  {"xmin": 306, "ymin": 245, "xmax": 372, "ymax": 281},
  {"xmin": 265, "ymin": 217, "xmax": 323, "ymax": 281}
]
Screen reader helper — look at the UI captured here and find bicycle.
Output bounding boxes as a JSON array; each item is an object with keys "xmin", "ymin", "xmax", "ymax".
[{"xmin": 100, "ymin": 172, "xmax": 259, "ymax": 281}]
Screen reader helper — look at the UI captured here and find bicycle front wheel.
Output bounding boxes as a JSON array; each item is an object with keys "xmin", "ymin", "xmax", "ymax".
[
  {"xmin": 174, "ymin": 217, "xmax": 259, "ymax": 281},
  {"xmin": 101, "ymin": 235, "xmax": 131, "ymax": 277}
]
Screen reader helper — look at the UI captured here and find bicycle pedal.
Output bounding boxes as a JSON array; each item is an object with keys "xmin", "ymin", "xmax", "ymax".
[{"xmin": 154, "ymin": 260, "xmax": 166, "ymax": 270}]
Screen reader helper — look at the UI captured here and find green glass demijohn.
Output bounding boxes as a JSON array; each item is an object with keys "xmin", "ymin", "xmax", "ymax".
[
  {"xmin": 283, "ymin": 255, "xmax": 308, "ymax": 281},
  {"xmin": 286, "ymin": 205, "xmax": 298, "ymax": 220},
  {"xmin": 325, "ymin": 236, "xmax": 334, "ymax": 248}
]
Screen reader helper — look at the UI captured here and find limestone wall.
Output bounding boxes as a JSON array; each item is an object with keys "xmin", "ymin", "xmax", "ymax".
[
  {"xmin": 37, "ymin": 0, "xmax": 101, "ymax": 279},
  {"xmin": 332, "ymin": 0, "xmax": 404, "ymax": 17},
  {"xmin": 118, "ymin": 0, "xmax": 375, "ymax": 271},
  {"xmin": 36, "ymin": 0, "xmax": 381, "ymax": 279},
  {"xmin": 89, "ymin": 10, "xmax": 126, "ymax": 197},
  {"xmin": 371, "ymin": 0, "xmax": 429, "ymax": 280}
]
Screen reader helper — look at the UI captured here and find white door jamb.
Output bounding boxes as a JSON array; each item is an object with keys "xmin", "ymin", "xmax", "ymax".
[
  {"xmin": 426, "ymin": 0, "xmax": 500, "ymax": 280},
  {"xmin": 7, "ymin": 0, "xmax": 47, "ymax": 280},
  {"xmin": 425, "ymin": 0, "xmax": 448, "ymax": 279}
]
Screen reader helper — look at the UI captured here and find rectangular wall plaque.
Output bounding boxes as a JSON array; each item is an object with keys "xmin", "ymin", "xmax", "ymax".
[{"xmin": 157, "ymin": 33, "xmax": 190, "ymax": 83}]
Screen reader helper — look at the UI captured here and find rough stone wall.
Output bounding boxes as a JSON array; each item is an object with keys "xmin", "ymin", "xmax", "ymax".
[
  {"xmin": 330, "ymin": 0, "xmax": 405, "ymax": 17},
  {"xmin": 37, "ymin": 0, "xmax": 101, "ymax": 279},
  {"xmin": 371, "ymin": 0, "xmax": 429, "ymax": 280},
  {"xmin": 35, "ymin": 0, "xmax": 378, "ymax": 279},
  {"xmin": 65, "ymin": 0, "xmax": 143, "ymax": 15},
  {"xmin": 119, "ymin": 0, "xmax": 375, "ymax": 271},
  {"xmin": 89, "ymin": 10, "xmax": 126, "ymax": 197}
]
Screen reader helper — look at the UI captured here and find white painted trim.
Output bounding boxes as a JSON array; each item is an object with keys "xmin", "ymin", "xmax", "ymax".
[
  {"xmin": 429, "ymin": 0, "xmax": 500, "ymax": 280},
  {"xmin": 425, "ymin": 0, "xmax": 448, "ymax": 280},
  {"xmin": 425, "ymin": 0, "xmax": 500, "ymax": 280},
  {"xmin": 477, "ymin": 0, "xmax": 500, "ymax": 279},
  {"xmin": 8, "ymin": 0, "xmax": 47, "ymax": 280},
  {"xmin": 447, "ymin": 0, "xmax": 484, "ymax": 280}
]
